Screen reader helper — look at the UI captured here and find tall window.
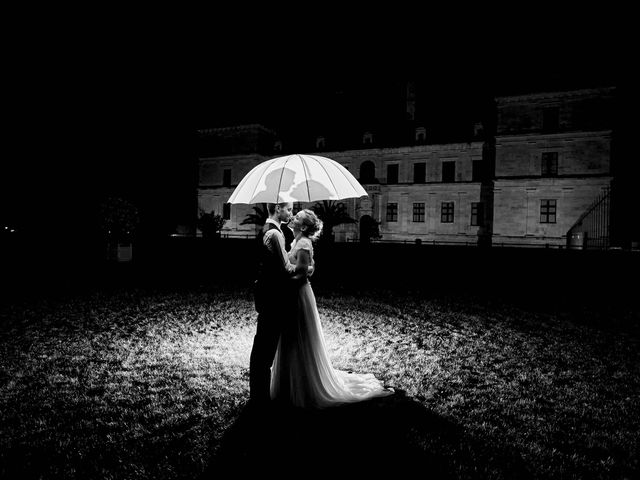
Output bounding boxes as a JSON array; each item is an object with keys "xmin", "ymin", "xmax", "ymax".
[
  {"xmin": 413, "ymin": 203, "xmax": 425, "ymax": 222},
  {"xmin": 472, "ymin": 160, "xmax": 485, "ymax": 182},
  {"xmin": 387, "ymin": 164, "xmax": 399, "ymax": 184},
  {"xmin": 223, "ymin": 169, "xmax": 232, "ymax": 187},
  {"xmin": 413, "ymin": 162, "xmax": 426, "ymax": 183},
  {"xmin": 359, "ymin": 161, "xmax": 376, "ymax": 183},
  {"xmin": 441, "ymin": 202, "xmax": 454, "ymax": 223},
  {"xmin": 542, "ymin": 107, "xmax": 559, "ymax": 133},
  {"xmin": 541, "ymin": 152, "xmax": 558, "ymax": 177},
  {"xmin": 360, "ymin": 160, "xmax": 376, "ymax": 183},
  {"xmin": 386, "ymin": 203, "xmax": 398, "ymax": 222},
  {"xmin": 223, "ymin": 202, "xmax": 231, "ymax": 220},
  {"xmin": 442, "ymin": 161, "xmax": 456, "ymax": 182},
  {"xmin": 471, "ymin": 202, "xmax": 484, "ymax": 226},
  {"xmin": 540, "ymin": 200, "xmax": 557, "ymax": 223}
]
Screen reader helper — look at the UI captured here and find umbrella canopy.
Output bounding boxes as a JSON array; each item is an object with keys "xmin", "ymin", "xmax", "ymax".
[{"xmin": 227, "ymin": 154, "xmax": 368, "ymax": 204}]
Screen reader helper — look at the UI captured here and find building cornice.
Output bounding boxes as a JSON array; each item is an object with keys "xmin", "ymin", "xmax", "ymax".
[
  {"xmin": 197, "ymin": 124, "xmax": 278, "ymax": 136},
  {"xmin": 496, "ymin": 130, "xmax": 612, "ymax": 143},
  {"xmin": 494, "ymin": 174, "xmax": 612, "ymax": 182},
  {"xmin": 496, "ymin": 87, "xmax": 616, "ymax": 105},
  {"xmin": 292, "ymin": 142, "xmax": 484, "ymax": 159},
  {"xmin": 197, "ymin": 142, "xmax": 485, "ymax": 164},
  {"xmin": 198, "ymin": 181, "xmax": 488, "ymax": 192},
  {"xmin": 199, "ymin": 153, "xmax": 268, "ymax": 163}
]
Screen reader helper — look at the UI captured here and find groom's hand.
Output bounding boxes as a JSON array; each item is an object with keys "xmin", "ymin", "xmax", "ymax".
[{"xmin": 290, "ymin": 274, "xmax": 307, "ymax": 288}]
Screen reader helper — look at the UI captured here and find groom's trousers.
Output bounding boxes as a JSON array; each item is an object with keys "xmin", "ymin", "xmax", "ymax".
[{"xmin": 249, "ymin": 285, "xmax": 297, "ymax": 405}]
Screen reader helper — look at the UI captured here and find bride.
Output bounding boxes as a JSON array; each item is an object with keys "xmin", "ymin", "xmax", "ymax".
[{"xmin": 270, "ymin": 209, "xmax": 394, "ymax": 409}]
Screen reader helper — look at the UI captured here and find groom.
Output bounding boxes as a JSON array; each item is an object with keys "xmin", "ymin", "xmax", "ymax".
[{"xmin": 249, "ymin": 202, "xmax": 314, "ymax": 408}]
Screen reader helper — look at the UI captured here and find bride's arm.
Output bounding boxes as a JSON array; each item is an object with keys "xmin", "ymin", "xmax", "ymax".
[{"xmin": 291, "ymin": 249, "xmax": 312, "ymax": 282}]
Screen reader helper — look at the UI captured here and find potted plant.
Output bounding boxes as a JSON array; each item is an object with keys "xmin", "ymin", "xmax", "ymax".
[
  {"xmin": 99, "ymin": 196, "xmax": 140, "ymax": 262},
  {"xmin": 311, "ymin": 200, "xmax": 358, "ymax": 246},
  {"xmin": 359, "ymin": 215, "xmax": 382, "ymax": 243},
  {"xmin": 197, "ymin": 208, "xmax": 226, "ymax": 240}
]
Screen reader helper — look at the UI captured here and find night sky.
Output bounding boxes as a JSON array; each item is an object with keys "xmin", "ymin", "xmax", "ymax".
[{"xmin": 1, "ymin": 18, "xmax": 628, "ymax": 238}]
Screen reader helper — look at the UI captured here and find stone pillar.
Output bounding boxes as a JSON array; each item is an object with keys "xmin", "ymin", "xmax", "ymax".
[
  {"xmin": 400, "ymin": 192, "xmax": 410, "ymax": 236},
  {"xmin": 428, "ymin": 192, "xmax": 437, "ymax": 234}
]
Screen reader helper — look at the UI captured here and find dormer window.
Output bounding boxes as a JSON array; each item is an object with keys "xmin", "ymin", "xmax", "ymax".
[
  {"xmin": 316, "ymin": 136, "xmax": 326, "ymax": 149},
  {"xmin": 406, "ymin": 104, "xmax": 416, "ymax": 121},
  {"xmin": 473, "ymin": 122, "xmax": 484, "ymax": 138},
  {"xmin": 363, "ymin": 132, "xmax": 373, "ymax": 145},
  {"xmin": 415, "ymin": 127, "xmax": 426, "ymax": 143}
]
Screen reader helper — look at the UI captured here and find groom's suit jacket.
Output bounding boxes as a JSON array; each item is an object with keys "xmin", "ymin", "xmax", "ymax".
[{"xmin": 254, "ymin": 220, "xmax": 296, "ymax": 314}]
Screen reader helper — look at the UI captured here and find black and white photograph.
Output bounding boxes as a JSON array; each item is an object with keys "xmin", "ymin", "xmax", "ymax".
[{"xmin": 1, "ymin": 15, "xmax": 637, "ymax": 479}]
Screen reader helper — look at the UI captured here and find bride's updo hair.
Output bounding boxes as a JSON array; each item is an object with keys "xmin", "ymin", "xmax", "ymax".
[{"xmin": 299, "ymin": 209, "xmax": 323, "ymax": 242}]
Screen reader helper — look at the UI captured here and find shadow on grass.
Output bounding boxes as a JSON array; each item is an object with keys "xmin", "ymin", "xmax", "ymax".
[{"xmin": 200, "ymin": 390, "xmax": 533, "ymax": 479}]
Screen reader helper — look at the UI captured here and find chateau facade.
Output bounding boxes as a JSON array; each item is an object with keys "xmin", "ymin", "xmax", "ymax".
[{"xmin": 197, "ymin": 87, "xmax": 616, "ymax": 248}]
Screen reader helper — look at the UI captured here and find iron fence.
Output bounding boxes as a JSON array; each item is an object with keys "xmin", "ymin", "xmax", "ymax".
[{"xmin": 567, "ymin": 186, "xmax": 611, "ymax": 250}]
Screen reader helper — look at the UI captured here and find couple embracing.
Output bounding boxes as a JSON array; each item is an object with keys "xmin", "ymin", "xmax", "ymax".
[{"xmin": 249, "ymin": 202, "xmax": 394, "ymax": 410}]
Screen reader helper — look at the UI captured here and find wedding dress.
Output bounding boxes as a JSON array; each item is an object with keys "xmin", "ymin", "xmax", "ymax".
[{"xmin": 270, "ymin": 236, "xmax": 394, "ymax": 409}]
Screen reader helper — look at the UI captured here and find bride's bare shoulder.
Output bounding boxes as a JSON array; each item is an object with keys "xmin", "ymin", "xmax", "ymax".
[{"xmin": 298, "ymin": 236, "xmax": 313, "ymax": 250}]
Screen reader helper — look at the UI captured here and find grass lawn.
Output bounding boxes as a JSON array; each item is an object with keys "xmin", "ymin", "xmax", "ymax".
[{"xmin": 0, "ymin": 283, "xmax": 638, "ymax": 479}]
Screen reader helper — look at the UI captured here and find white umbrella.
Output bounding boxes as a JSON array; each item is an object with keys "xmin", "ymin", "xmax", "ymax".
[{"xmin": 227, "ymin": 154, "xmax": 368, "ymax": 204}]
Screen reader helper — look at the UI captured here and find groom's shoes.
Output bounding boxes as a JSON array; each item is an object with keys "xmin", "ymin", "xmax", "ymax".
[
  {"xmin": 246, "ymin": 399, "xmax": 285, "ymax": 422},
  {"xmin": 246, "ymin": 399, "xmax": 293, "ymax": 430},
  {"xmin": 245, "ymin": 398, "xmax": 271, "ymax": 414}
]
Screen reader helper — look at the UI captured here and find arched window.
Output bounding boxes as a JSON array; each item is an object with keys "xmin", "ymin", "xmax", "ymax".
[
  {"xmin": 362, "ymin": 131, "xmax": 373, "ymax": 144},
  {"xmin": 316, "ymin": 136, "xmax": 326, "ymax": 149},
  {"xmin": 359, "ymin": 161, "xmax": 376, "ymax": 183},
  {"xmin": 415, "ymin": 127, "xmax": 426, "ymax": 143}
]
